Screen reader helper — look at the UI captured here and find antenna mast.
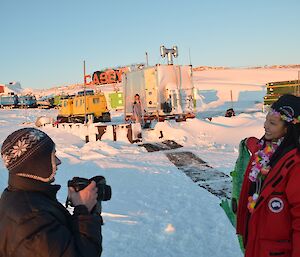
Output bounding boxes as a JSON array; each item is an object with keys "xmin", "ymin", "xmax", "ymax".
[{"xmin": 160, "ymin": 45, "xmax": 178, "ymax": 65}]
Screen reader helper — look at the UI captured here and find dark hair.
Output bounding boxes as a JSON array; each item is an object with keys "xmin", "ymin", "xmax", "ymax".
[
  {"xmin": 135, "ymin": 94, "xmax": 140, "ymax": 97},
  {"xmin": 269, "ymin": 121, "xmax": 300, "ymax": 167},
  {"xmin": 269, "ymin": 94, "xmax": 300, "ymax": 166}
]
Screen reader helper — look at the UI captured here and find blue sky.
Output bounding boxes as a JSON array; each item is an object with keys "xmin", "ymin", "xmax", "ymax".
[{"xmin": 1, "ymin": 0, "xmax": 300, "ymax": 89}]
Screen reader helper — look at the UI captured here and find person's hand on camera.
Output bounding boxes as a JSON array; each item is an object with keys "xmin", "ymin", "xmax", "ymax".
[{"xmin": 68, "ymin": 181, "xmax": 98, "ymax": 212}]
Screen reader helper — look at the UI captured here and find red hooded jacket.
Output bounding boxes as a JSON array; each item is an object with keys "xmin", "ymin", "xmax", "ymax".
[{"xmin": 237, "ymin": 137, "xmax": 300, "ymax": 257}]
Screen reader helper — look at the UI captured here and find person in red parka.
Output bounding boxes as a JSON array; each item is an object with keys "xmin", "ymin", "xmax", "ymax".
[{"xmin": 236, "ymin": 94, "xmax": 300, "ymax": 257}]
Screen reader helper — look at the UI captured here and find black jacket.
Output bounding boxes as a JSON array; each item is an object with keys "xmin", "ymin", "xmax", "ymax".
[{"xmin": 0, "ymin": 175, "xmax": 102, "ymax": 257}]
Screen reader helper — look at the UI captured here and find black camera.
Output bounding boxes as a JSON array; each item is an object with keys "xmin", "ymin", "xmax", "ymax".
[{"xmin": 66, "ymin": 176, "xmax": 111, "ymax": 215}]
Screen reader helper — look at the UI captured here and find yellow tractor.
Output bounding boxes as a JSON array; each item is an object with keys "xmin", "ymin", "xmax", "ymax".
[{"xmin": 57, "ymin": 90, "xmax": 111, "ymax": 123}]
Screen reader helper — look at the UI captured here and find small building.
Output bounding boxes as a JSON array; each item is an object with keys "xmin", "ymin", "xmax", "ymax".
[{"xmin": 0, "ymin": 85, "xmax": 4, "ymax": 94}]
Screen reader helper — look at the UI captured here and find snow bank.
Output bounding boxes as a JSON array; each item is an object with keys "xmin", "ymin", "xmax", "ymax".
[{"xmin": 144, "ymin": 112, "xmax": 265, "ymax": 147}]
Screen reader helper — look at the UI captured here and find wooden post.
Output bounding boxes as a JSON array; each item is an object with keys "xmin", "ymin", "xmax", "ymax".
[
  {"xmin": 96, "ymin": 125, "xmax": 107, "ymax": 141},
  {"xmin": 112, "ymin": 125, "xmax": 117, "ymax": 141},
  {"xmin": 126, "ymin": 124, "xmax": 133, "ymax": 144}
]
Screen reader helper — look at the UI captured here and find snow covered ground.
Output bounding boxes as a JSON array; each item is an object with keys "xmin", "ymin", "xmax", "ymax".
[
  {"xmin": 0, "ymin": 68, "xmax": 298, "ymax": 257},
  {"xmin": 194, "ymin": 67, "xmax": 299, "ymax": 116}
]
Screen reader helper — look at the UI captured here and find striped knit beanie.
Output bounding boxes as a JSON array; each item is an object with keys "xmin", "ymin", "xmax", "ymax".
[{"xmin": 1, "ymin": 128, "xmax": 55, "ymax": 183}]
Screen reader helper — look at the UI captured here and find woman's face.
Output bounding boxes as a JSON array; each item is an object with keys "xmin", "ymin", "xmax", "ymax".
[{"xmin": 264, "ymin": 112, "xmax": 287, "ymax": 141}]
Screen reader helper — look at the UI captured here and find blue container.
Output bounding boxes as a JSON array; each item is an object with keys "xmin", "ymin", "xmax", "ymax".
[
  {"xmin": 0, "ymin": 95, "xmax": 18, "ymax": 107},
  {"xmin": 18, "ymin": 95, "xmax": 37, "ymax": 108}
]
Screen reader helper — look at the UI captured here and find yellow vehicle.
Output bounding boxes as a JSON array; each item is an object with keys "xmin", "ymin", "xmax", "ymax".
[{"xmin": 57, "ymin": 90, "xmax": 111, "ymax": 123}]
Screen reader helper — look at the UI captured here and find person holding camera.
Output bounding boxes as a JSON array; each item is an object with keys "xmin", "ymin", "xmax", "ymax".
[{"xmin": 0, "ymin": 128, "xmax": 103, "ymax": 257}]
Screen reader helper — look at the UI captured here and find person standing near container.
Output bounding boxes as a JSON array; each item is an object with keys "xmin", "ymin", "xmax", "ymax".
[
  {"xmin": 236, "ymin": 94, "xmax": 300, "ymax": 257},
  {"xmin": 132, "ymin": 94, "xmax": 144, "ymax": 125}
]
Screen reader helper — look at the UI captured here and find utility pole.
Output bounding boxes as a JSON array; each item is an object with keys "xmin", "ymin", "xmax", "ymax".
[
  {"xmin": 83, "ymin": 60, "xmax": 87, "ymax": 124},
  {"xmin": 145, "ymin": 52, "xmax": 149, "ymax": 67},
  {"xmin": 189, "ymin": 48, "xmax": 192, "ymax": 66}
]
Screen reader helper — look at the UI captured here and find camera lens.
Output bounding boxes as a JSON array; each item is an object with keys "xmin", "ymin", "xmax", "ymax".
[{"xmin": 97, "ymin": 184, "xmax": 112, "ymax": 201}]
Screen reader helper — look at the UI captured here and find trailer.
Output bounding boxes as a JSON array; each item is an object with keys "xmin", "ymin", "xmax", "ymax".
[
  {"xmin": 37, "ymin": 97, "xmax": 55, "ymax": 109},
  {"xmin": 123, "ymin": 64, "xmax": 195, "ymax": 122}
]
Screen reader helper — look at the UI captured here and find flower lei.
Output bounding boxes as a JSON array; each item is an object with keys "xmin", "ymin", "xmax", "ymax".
[
  {"xmin": 247, "ymin": 137, "xmax": 283, "ymax": 213},
  {"xmin": 270, "ymin": 108, "xmax": 300, "ymax": 124}
]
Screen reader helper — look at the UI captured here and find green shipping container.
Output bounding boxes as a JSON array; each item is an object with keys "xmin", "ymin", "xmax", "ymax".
[
  {"xmin": 264, "ymin": 80, "xmax": 300, "ymax": 106},
  {"xmin": 109, "ymin": 92, "xmax": 124, "ymax": 109}
]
